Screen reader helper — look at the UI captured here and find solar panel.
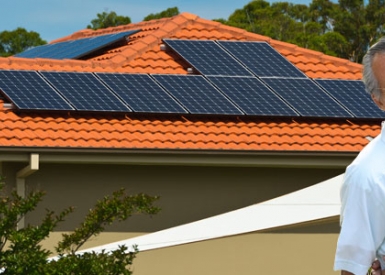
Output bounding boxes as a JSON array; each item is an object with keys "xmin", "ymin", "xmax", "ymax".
[
  {"xmin": 40, "ymin": 71, "xmax": 130, "ymax": 112},
  {"xmin": 96, "ymin": 73, "xmax": 187, "ymax": 114},
  {"xmin": 0, "ymin": 70, "xmax": 73, "ymax": 110},
  {"xmin": 16, "ymin": 30, "xmax": 140, "ymax": 59},
  {"xmin": 15, "ymin": 42, "xmax": 70, "ymax": 59},
  {"xmin": 262, "ymin": 78, "xmax": 353, "ymax": 118},
  {"xmin": 315, "ymin": 79, "xmax": 384, "ymax": 119},
  {"xmin": 163, "ymin": 39, "xmax": 252, "ymax": 76},
  {"xmin": 218, "ymin": 41, "xmax": 306, "ymax": 78},
  {"xmin": 152, "ymin": 74, "xmax": 243, "ymax": 115},
  {"xmin": 207, "ymin": 76, "xmax": 298, "ymax": 116}
]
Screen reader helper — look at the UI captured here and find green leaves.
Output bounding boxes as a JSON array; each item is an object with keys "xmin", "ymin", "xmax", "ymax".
[
  {"xmin": 87, "ymin": 12, "xmax": 131, "ymax": 30},
  {"xmin": 0, "ymin": 183, "xmax": 45, "ymax": 251},
  {"xmin": 0, "ymin": 176, "xmax": 160, "ymax": 274},
  {"xmin": 219, "ymin": 0, "xmax": 385, "ymax": 63},
  {"xmin": 56, "ymin": 190, "xmax": 160, "ymax": 254},
  {"xmin": 0, "ymin": 27, "xmax": 46, "ymax": 57},
  {"xmin": 143, "ymin": 7, "xmax": 179, "ymax": 21},
  {"xmin": 49, "ymin": 246, "xmax": 138, "ymax": 275},
  {"xmin": 87, "ymin": 7, "xmax": 180, "ymax": 29},
  {"xmin": 0, "ymin": 178, "xmax": 58, "ymax": 274}
]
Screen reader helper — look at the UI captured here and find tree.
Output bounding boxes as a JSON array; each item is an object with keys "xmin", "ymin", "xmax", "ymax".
[
  {"xmin": 224, "ymin": 0, "xmax": 272, "ymax": 33},
  {"xmin": 308, "ymin": 0, "xmax": 338, "ymax": 34},
  {"xmin": 332, "ymin": 0, "xmax": 368, "ymax": 62},
  {"xmin": 0, "ymin": 28, "xmax": 46, "ymax": 57},
  {"xmin": 216, "ymin": 0, "xmax": 385, "ymax": 63},
  {"xmin": 364, "ymin": 0, "xmax": 385, "ymax": 47},
  {"xmin": 87, "ymin": 11, "xmax": 131, "ymax": 30},
  {"xmin": 143, "ymin": 7, "xmax": 179, "ymax": 21},
  {"xmin": 224, "ymin": 0, "xmax": 313, "ymax": 45},
  {"xmin": 308, "ymin": 31, "xmax": 350, "ymax": 57},
  {"xmin": 0, "ymin": 176, "xmax": 160, "ymax": 274}
]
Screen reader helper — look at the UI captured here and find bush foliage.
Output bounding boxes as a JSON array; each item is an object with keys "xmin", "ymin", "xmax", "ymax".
[{"xmin": 0, "ymin": 176, "xmax": 160, "ymax": 274}]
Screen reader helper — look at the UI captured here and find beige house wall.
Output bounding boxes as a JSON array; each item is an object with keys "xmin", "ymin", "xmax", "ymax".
[
  {"xmin": 132, "ymin": 231, "xmax": 340, "ymax": 275},
  {"xmin": 1, "ymin": 162, "xmax": 343, "ymax": 232},
  {"xmin": 42, "ymin": 229, "xmax": 340, "ymax": 274},
  {"xmin": 1, "ymin": 159, "xmax": 345, "ymax": 274}
]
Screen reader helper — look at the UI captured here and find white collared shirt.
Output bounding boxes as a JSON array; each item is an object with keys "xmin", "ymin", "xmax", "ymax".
[{"xmin": 334, "ymin": 122, "xmax": 385, "ymax": 274}]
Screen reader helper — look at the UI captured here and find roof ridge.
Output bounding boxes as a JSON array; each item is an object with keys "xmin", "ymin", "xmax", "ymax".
[
  {"xmin": 0, "ymin": 12, "xmax": 362, "ymax": 79},
  {"xmin": 5, "ymin": 13, "xmax": 200, "ymax": 71},
  {"xmin": 52, "ymin": 12, "xmax": 198, "ymax": 44},
  {"xmin": 109, "ymin": 12, "xmax": 199, "ymax": 65}
]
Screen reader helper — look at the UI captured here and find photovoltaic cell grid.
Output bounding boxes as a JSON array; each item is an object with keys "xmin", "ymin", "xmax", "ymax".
[
  {"xmin": 0, "ymin": 70, "xmax": 380, "ymax": 119},
  {"xmin": 0, "ymin": 70, "xmax": 73, "ymax": 110},
  {"xmin": 207, "ymin": 76, "xmax": 298, "ymax": 116},
  {"xmin": 152, "ymin": 74, "xmax": 243, "ymax": 115},
  {"xmin": 16, "ymin": 42, "xmax": 69, "ymax": 59},
  {"xmin": 15, "ymin": 30, "xmax": 140, "ymax": 60},
  {"xmin": 163, "ymin": 39, "xmax": 252, "ymax": 76},
  {"xmin": 96, "ymin": 73, "xmax": 187, "ymax": 114},
  {"xmin": 40, "ymin": 71, "xmax": 130, "ymax": 112},
  {"xmin": 262, "ymin": 78, "xmax": 353, "ymax": 118},
  {"xmin": 315, "ymin": 79, "xmax": 384, "ymax": 119},
  {"xmin": 218, "ymin": 41, "xmax": 306, "ymax": 78}
]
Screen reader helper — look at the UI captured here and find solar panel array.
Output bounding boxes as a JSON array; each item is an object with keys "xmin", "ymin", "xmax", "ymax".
[
  {"xmin": 152, "ymin": 74, "xmax": 243, "ymax": 115},
  {"xmin": 0, "ymin": 39, "xmax": 383, "ymax": 119},
  {"xmin": 315, "ymin": 79, "xmax": 384, "ymax": 119},
  {"xmin": 0, "ymin": 69, "xmax": 382, "ymax": 119},
  {"xmin": 217, "ymin": 41, "xmax": 306, "ymax": 78},
  {"xmin": 96, "ymin": 73, "xmax": 187, "ymax": 114},
  {"xmin": 207, "ymin": 76, "xmax": 298, "ymax": 116},
  {"xmin": 0, "ymin": 70, "xmax": 73, "ymax": 110},
  {"xmin": 15, "ymin": 30, "xmax": 140, "ymax": 60},
  {"xmin": 262, "ymin": 78, "xmax": 353, "ymax": 118},
  {"xmin": 163, "ymin": 39, "xmax": 253, "ymax": 76},
  {"xmin": 40, "ymin": 72, "xmax": 130, "ymax": 112}
]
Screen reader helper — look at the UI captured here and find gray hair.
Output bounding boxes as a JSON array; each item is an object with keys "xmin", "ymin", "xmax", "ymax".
[{"xmin": 362, "ymin": 37, "xmax": 385, "ymax": 98}]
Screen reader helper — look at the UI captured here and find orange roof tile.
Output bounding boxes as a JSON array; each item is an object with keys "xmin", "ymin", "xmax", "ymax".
[{"xmin": 0, "ymin": 12, "xmax": 379, "ymax": 153}]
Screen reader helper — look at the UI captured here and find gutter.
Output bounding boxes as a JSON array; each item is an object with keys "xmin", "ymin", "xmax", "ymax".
[
  {"xmin": 16, "ymin": 153, "xmax": 39, "ymax": 229},
  {"xmin": 0, "ymin": 147, "xmax": 356, "ymax": 169}
]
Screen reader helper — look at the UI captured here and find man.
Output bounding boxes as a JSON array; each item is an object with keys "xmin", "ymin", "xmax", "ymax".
[{"xmin": 334, "ymin": 37, "xmax": 385, "ymax": 275}]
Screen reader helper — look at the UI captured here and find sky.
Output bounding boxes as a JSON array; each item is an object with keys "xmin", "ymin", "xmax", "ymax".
[{"xmin": 1, "ymin": 0, "xmax": 311, "ymax": 43}]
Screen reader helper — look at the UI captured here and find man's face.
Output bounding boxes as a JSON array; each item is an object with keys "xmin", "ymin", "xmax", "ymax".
[{"xmin": 371, "ymin": 53, "xmax": 385, "ymax": 110}]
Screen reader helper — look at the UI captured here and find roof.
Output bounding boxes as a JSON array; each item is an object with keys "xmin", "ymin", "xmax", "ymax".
[{"xmin": 0, "ymin": 12, "xmax": 380, "ymax": 153}]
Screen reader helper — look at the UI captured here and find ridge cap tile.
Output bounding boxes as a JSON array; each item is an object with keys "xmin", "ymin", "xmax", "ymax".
[{"xmin": 179, "ymin": 12, "xmax": 200, "ymax": 21}]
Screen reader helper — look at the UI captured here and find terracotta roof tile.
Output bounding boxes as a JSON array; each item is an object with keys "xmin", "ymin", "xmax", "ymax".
[
  {"xmin": 0, "ymin": 13, "xmax": 378, "ymax": 153},
  {"xmin": 0, "ymin": 102, "xmax": 377, "ymax": 152}
]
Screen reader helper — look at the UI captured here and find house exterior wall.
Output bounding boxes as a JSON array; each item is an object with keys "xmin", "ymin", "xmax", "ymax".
[
  {"xmin": 132, "ymin": 229, "xmax": 340, "ymax": 275},
  {"xmin": 1, "ymin": 160, "xmax": 343, "ymax": 274},
  {"xmin": 1, "ymin": 162, "xmax": 343, "ymax": 232}
]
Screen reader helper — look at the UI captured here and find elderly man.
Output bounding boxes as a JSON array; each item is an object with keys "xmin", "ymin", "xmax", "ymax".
[{"xmin": 334, "ymin": 37, "xmax": 385, "ymax": 275}]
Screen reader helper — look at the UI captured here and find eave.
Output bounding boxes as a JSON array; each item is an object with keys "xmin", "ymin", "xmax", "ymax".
[{"xmin": 0, "ymin": 147, "xmax": 356, "ymax": 169}]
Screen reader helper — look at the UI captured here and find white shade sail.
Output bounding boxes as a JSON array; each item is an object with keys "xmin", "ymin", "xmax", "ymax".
[{"xmin": 77, "ymin": 174, "xmax": 343, "ymax": 254}]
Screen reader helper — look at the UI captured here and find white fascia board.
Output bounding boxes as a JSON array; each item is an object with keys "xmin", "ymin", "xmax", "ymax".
[
  {"xmin": 0, "ymin": 149, "xmax": 355, "ymax": 168},
  {"xmin": 77, "ymin": 173, "xmax": 343, "ymax": 254}
]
